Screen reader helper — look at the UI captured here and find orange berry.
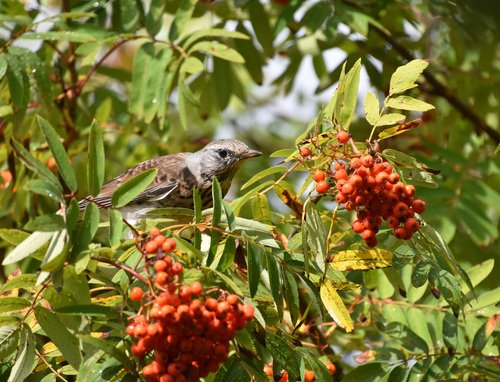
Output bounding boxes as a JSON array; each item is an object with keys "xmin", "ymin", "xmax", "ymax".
[
  {"xmin": 337, "ymin": 130, "xmax": 349, "ymax": 144},
  {"xmin": 326, "ymin": 362, "xmax": 337, "ymax": 375},
  {"xmin": 171, "ymin": 262, "xmax": 183, "ymax": 275},
  {"xmin": 389, "ymin": 172, "xmax": 400, "ymax": 184},
  {"xmin": 155, "ymin": 271, "xmax": 168, "ymax": 285},
  {"xmin": 190, "ymin": 281, "xmax": 203, "ymax": 295},
  {"xmin": 154, "ymin": 234, "xmax": 166, "ymax": 246},
  {"xmin": 313, "ymin": 170, "xmax": 326, "ymax": 182},
  {"xmin": 304, "ymin": 370, "xmax": 316, "ymax": 382},
  {"xmin": 361, "ymin": 229, "xmax": 375, "ymax": 241},
  {"xmin": 154, "ymin": 259, "xmax": 167, "ymax": 272},
  {"xmin": 360, "ymin": 154, "xmax": 374, "ymax": 168},
  {"xmin": 348, "ymin": 174, "xmax": 363, "ymax": 188},
  {"xmin": 162, "ymin": 238, "xmax": 176, "ymax": 252},
  {"xmin": 150, "ymin": 227, "xmax": 161, "ymax": 237},
  {"xmin": 336, "ymin": 193, "xmax": 348, "ymax": 204},
  {"xmin": 129, "ymin": 287, "xmax": 144, "ymax": 301},
  {"xmin": 243, "ymin": 304, "xmax": 254, "ymax": 320},
  {"xmin": 0, "ymin": 170, "xmax": 13, "ymax": 188},
  {"xmin": 299, "ymin": 147, "xmax": 312, "ymax": 157},
  {"xmin": 350, "ymin": 157, "xmax": 361, "ymax": 169},
  {"xmin": 412, "ymin": 199, "xmax": 426, "ymax": 214},
  {"xmin": 316, "ymin": 181, "xmax": 330, "ymax": 194},
  {"xmin": 404, "ymin": 184, "xmax": 416, "ymax": 197},
  {"xmin": 145, "ymin": 240, "xmax": 158, "ymax": 254},
  {"xmin": 205, "ymin": 298, "xmax": 219, "ymax": 311},
  {"xmin": 352, "ymin": 220, "xmax": 364, "ymax": 233},
  {"xmin": 341, "ymin": 183, "xmax": 354, "ymax": 195},
  {"xmin": 334, "ymin": 169, "xmax": 348, "ymax": 180}
]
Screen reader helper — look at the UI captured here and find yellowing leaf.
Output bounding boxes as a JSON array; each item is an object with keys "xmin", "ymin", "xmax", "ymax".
[
  {"xmin": 320, "ymin": 279, "xmax": 354, "ymax": 332},
  {"xmin": 364, "ymin": 91, "xmax": 379, "ymax": 125},
  {"xmin": 330, "ymin": 249, "xmax": 393, "ymax": 271},
  {"xmin": 389, "ymin": 59, "xmax": 429, "ymax": 95},
  {"xmin": 386, "ymin": 96, "xmax": 434, "ymax": 112}
]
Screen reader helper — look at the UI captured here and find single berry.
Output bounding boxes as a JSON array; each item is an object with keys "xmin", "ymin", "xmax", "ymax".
[
  {"xmin": 145, "ymin": 240, "xmax": 158, "ymax": 254},
  {"xmin": 304, "ymin": 370, "xmax": 316, "ymax": 382},
  {"xmin": 162, "ymin": 238, "xmax": 176, "ymax": 252},
  {"xmin": 313, "ymin": 170, "xmax": 326, "ymax": 182},
  {"xmin": 129, "ymin": 287, "xmax": 144, "ymax": 301},
  {"xmin": 300, "ymin": 147, "xmax": 312, "ymax": 157},
  {"xmin": 360, "ymin": 154, "xmax": 374, "ymax": 168},
  {"xmin": 150, "ymin": 227, "xmax": 161, "ymax": 237},
  {"xmin": 337, "ymin": 130, "xmax": 349, "ymax": 144},
  {"xmin": 326, "ymin": 362, "xmax": 337, "ymax": 375},
  {"xmin": 316, "ymin": 181, "xmax": 330, "ymax": 194},
  {"xmin": 412, "ymin": 199, "xmax": 426, "ymax": 214}
]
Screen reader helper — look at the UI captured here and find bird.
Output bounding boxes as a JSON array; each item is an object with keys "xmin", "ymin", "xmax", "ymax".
[{"xmin": 79, "ymin": 139, "xmax": 262, "ymax": 224}]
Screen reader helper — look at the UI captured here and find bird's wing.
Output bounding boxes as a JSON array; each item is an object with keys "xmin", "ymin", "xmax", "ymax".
[{"xmin": 79, "ymin": 154, "xmax": 186, "ymax": 209}]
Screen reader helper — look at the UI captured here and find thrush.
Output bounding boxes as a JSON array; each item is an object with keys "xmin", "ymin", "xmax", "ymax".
[{"xmin": 79, "ymin": 139, "xmax": 261, "ymax": 223}]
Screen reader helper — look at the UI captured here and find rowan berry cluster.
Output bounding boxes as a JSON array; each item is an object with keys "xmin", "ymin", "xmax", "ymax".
[
  {"xmin": 127, "ymin": 229, "xmax": 254, "ymax": 382},
  {"xmin": 313, "ymin": 153, "xmax": 426, "ymax": 247},
  {"xmin": 337, "ymin": 154, "xmax": 426, "ymax": 246}
]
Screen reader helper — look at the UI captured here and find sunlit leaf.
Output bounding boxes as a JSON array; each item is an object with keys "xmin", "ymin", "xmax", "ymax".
[
  {"xmin": 320, "ymin": 279, "xmax": 354, "ymax": 332},
  {"xmin": 87, "ymin": 122, "xmax": 105, "ymax": 196},
  {"xmin": 330, "ymin": 249, "xmax": 393, "ymax": 271},
  {"xmin": 389, "ymin": 59, "xmax": 429, "ymax": 95},
  {"xmin": 189, "ymin": 41, "xmax": 245, "ymax": 64},
  {"xmin": 7, "ymin": 325, "xmax": 35, "ymax": 382},
  {"xmin": 386, "ymin": 96, "xmax": 434, "ymax": 111},
  {"xmin": 2, "ymin": 231, "xmax": 54, "ymax": 265},
  {"xmin": 364, "ymin": 91, "xmax": 380, "ymax": 125},
  {"xmin": 375, "ymin": 113, "xmax": 406, "ymax": 127},
  {"xmin": 168, "ymin": 0, "xmax": 196, "ymax": 41}
]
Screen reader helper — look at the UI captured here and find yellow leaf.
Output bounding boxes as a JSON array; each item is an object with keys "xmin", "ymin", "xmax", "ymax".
[
  {"xmin": 330, "ymin": 249, "xmax": 393, "ymax": 271},
  {"xmin": 320, "ymin": 279, "xmax": 354, "ymax": 332}
]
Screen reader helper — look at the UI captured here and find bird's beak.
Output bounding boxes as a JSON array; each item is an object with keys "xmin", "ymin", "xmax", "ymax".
[{"xmin": 242, "ymin": 149, "xmax": 262, "ymax": 159}]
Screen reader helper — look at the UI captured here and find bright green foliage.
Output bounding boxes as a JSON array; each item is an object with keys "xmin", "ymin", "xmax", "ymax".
[{"xmin": 0, "ymin": 1, "xmax": 498, "ymax": 382}]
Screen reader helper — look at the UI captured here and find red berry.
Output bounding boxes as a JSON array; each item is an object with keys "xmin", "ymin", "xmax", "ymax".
[
  {"xmin": 304, "ymin": 370, "xmax": 316, "ymax": 382},
  {"xmin": 150, "ymin": 227, "xmax": 161, "ymax": 237},
  {"xmin": 337, "ymin": 130, "xmax": 349, "ymax": 144},
  {"xmin": 264, "ymin": 365, "xmax": 273, "ymax": 376},
  {"xmin": 154, "ymin": 234, "xmax": 166, "ymax": 246},
  {"xmin": 316, "ymin": 181, "xmax": 330, "ymax": 194},
  {"xmin": 361, "ymin": 229, "xmax": 375, "ymax": 241},
  {"xmin": 348, "ymin": 174, "xmax": 363, "ymax": 188},
  {"xmin": 334, "ymin": 169, "xmax": 348, "ymax": 180},
  {"xmin": 190, "ymin": 281, "xmax": 203, "ymax": 295},
  {"xmin": 130, "ymin": 287, "xmax": 144, "ymax": 301},
  {"xmin": 154, "ymin": 259, "xmax": 167, "ymax": 272},
  {"xmin": 145, "ymin": 240, "xmax": 158, "ymax": 254},
  {"xmin": 405, "ymin": 217, "xmax": 420, "ymax": 232},
  {"xmin": 360, "ymin": 154, "xmax": 374, "ymax": 168},
  {"xmin": 352, "ymin": 220, "xmax": 364, "ymax": 233},
  {"xmin": 171, "ymin": 262, "xmax": 183, "ymax": 275},
  {"xmin": 326, "ymin": 362, "xmax": 337, "ymax": 375},
  {"xmin": 300, "ymin": 147, "xmax": 312, "ymax": 157},
  {"xmin": 393, "ymin": 202, "xmax": 410, "ymax": 218},
  {"xmin": 313, "ymin": 170, "xmax": 326, "ymax": 182},
  {"xmin": 162, "ymin": 238, "xmax": 176, "ymax": 252},
  {"xmin": 412, "ymin": 199, "xmax": 426, "ymax": 214},
  {"xmin": 341, "ymin": 183, "xmax": 354, "ymax": 195}
]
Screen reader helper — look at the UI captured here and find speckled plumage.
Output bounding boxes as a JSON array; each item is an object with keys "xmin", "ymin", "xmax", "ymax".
[{"xmin": 79, "ymin": 139, "xmax": 261, "ymax": 222}]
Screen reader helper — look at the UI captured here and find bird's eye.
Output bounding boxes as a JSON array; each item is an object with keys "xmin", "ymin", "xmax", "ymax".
[{"xmin": 218, "ymin": 149, "xmax": 228, "ymax": 158}]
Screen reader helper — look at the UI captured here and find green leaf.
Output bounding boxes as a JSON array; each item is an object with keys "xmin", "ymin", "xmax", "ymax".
[
  {"xmin": 73, "ymin": 203, "xmax": 100, "ymax": 255},
  {"xmin": 40, "ymin": 229, "xmax": 68, "ymax": 272},
  {"xmin": 389, "ymin": 59, "xmax": 429, "ymax": 95},
  {"xmin": 343, "ymin": 363, "xmax": 387, "ymax": 382},
  {"xmin": 460, "ymin": 259, "xmax": 494, "ymax": 294},
  {"xmin": 250, "ymin": 194, "xmax": 272, "ymax": 223},
  {"xmin": 247, "ymin": 0, "xmax": 274, "ymax": 57},
  {"xmin": 143, "ymin": 46, "xmax": 172, "ymax": 123},
  {"xmin": 385, "ymin": 321, "xmax": 429, "ymax": 353},
  {"xmin": 304, "ymin": 202, "xmax": 327, "ymax": 272},
  {"xmin": 218, "ymin": 237, "xmax": 235, "ymax": 271},
  {"xmin": 0, "ymin": 274, "xmax": 37, "ymax": 294},
  {"xmin": 79, "ymin": 335, "xmax": 133, "ymax": 368},
  {"xmin": 330, "ymin": 249, "xmax": 393, "ymax": 271},
  {"xmin": 375, "ymin": 113, "xmax": 406, "ymax": 127},
  {"xmin": 411, "ymin": 262, "xmax": 432, "ymax": 288},
  {"xmin": 386, "ymin": 96, "xmax": 434, "ymax": 111},
  {"xmin": 0, "ymin": 56, "xmax": 7, "ymax": 80},
  {"xmin": 11, "ymin": 139, "xmax": 62, "ymax": 191},
  {"xmin": 283, "ymin": 271, "xmax": 300, "ymax": 324},
  {"xmin": 207, "ymin": 178, "xmax": 223, "ymax": 266},
  {"xmin": 4, "ymin": 53, "xmax": 29, "ymax": 118},
  {"xmin": 320, "ymin": 279, "xmax": 354, "ymax": 332},
  {"xmin": 183, "ymin": 28, "xmax": 249, "ymax": 50},
  {"xmin": 364, "ymin": 91, "xmax": 380, "ymax": 125},
  {"xmin": 129, "ymin": 42, "xmax": 155, "ymax": 119},
  {"xmin": 119, "ymin": 0, "xmax": 139, "ymax": 31},
  {"xmin": 0, "ymin": 229, "xmax": 30, "ymax": 246},
  {"xmin": 180, "ymin": 56, "xmax": 204, "ymax": 74},
  {"xmin": 247, "ymin": 244, "xmax": 261, "ymax": 298},
  {"xmin": 34, "ymin": 306, "xmax": 82, "ymax": 369},
  {"xmin": 241, "ymin": 166, "xmax": 287, "ymax": 190},
  {"xmin": 0, "ymin": 297, "xmax": 31, "ymax": 313},
  {"xmin": 2, "ymin": 231, "xmax": 54, "ymax": 265},
  {"xmin": 22, "ymin": 31, "xmax": 97, "ymax": 42},
  {"xmin": 406, "ymin": 307, "xmax": 433, "ymax": 351},
  {"xmin": 0, "ymin": 324, "xmax": 19, "ymax": 360},
  {"xmin": 109, "ymin": 210, "xmax": 123, "ymax": 248},
  {"xmin": 235, "ymin": 22, "xmax": 264, "ymax": 85},
  {"xmin": 87, "ymin": 122, "xmax": 105, "ymax": 196},
  {"xmin": 266, "ymin": 332, "xmax": 301, "ymax": 378},
  {"xmin": 7, "ymin": 325, "xmax": 35, "ymax": 382},
  {"xmin": 429, "ymin": 269, "xmax": 463, "ymax": 315},
  {"xmin": 24, "ymin": 214, "xmax": 65, "ymax": 232},
  {"xmin": 145, "ymin": 0, "xmax": 165, "ymax": 36},
  {"xmin": 334, "ymin": 58, "xmax": 361, "ymax": 130},
  {"xmin": 265, "ymin": 253, "xmax": 282, "ymax": 317},
  {"xmin": 24, "ymin": 178, "xmax": 64, "ymax": 204},
  {"xmin": 111, "ymin": 168, "xmax": 157, "ymax": 208},
  {"xmin": 222, "ymin": 201, "xmax": 236, "ymax": 231},
  {"xmin": 442, "ymin": 312, "xmax": 457, "ymax": 350},
  {"xmin": 214, "ymin": 354, "xmax": 251, "ymax": 382},
  {"xmin": 189, "ymin": 41, "xmax": 245, "ymax": 64},
  {"xmin": 168, "ymin": 0, "xmax": 196, "ymax": 41}
]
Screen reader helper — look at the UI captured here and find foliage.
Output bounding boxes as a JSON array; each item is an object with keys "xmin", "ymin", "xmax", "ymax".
[{"xmin": 0, "ymin": 1, "xmax": 499, "ymax": 382}]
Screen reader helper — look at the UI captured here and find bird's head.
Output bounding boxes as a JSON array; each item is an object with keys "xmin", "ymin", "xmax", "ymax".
[{"xmin": 194, "ymin": 139, "xmax": 262, "ymax": 186}]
